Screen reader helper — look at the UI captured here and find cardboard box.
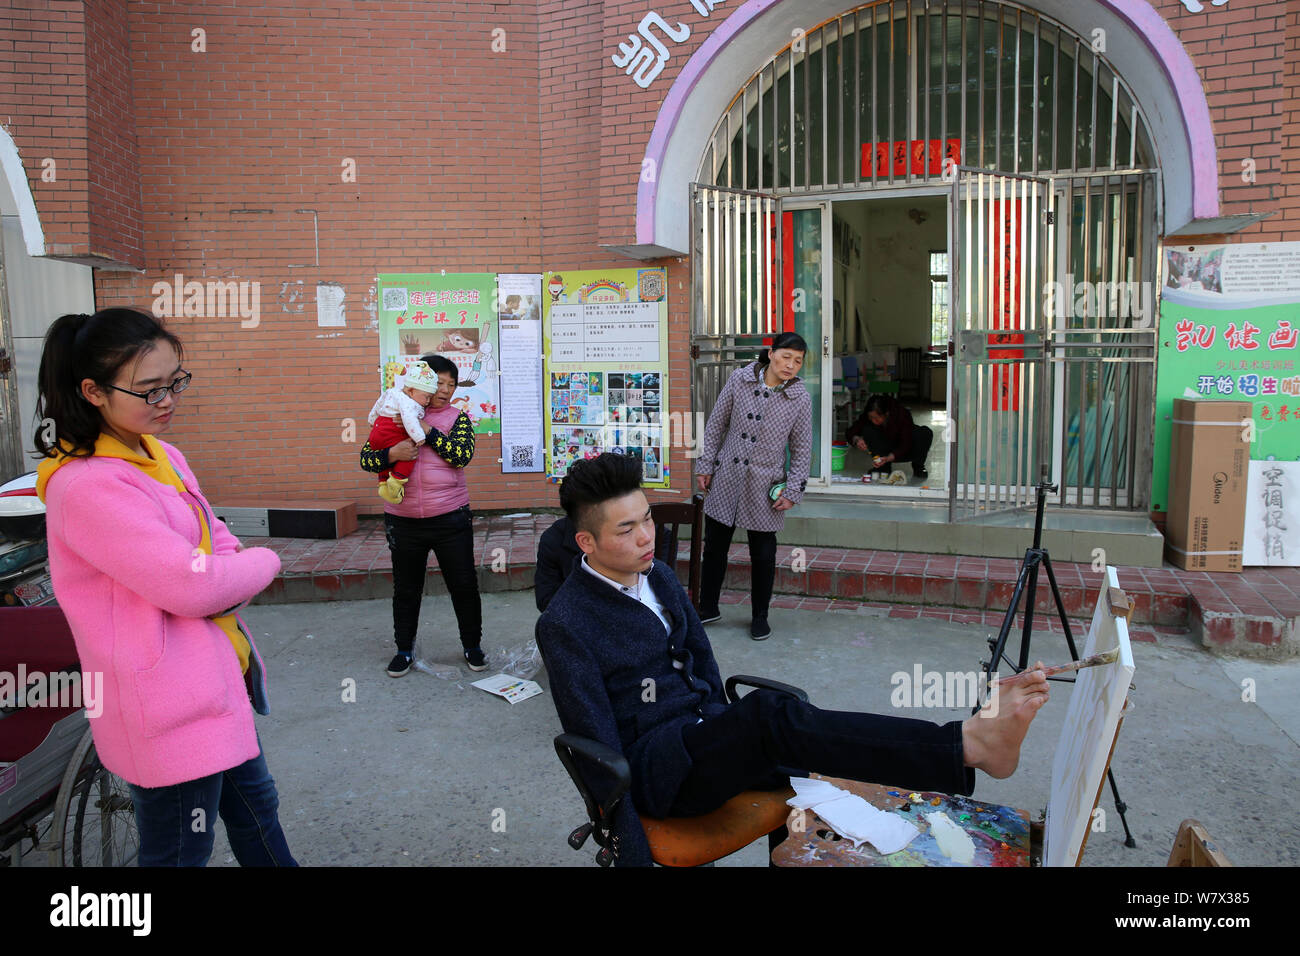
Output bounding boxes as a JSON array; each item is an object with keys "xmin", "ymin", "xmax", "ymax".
[{"xmin": 1164, "ymin": 399, "xmax": 1251, "ymax": 572}]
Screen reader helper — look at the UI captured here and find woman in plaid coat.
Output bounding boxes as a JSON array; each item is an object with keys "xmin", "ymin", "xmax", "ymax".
[{"xmin": 695, "ymin": 332, "xmax": 812, "ymax": 640}]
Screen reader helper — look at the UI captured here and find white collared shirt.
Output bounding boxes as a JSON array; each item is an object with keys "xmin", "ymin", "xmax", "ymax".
[{"xmin": 580, "ymin": 554, "xmax": 670, "ymax": 634}]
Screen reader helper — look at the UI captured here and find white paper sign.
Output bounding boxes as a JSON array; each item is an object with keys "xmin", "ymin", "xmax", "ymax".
[
  {"xmin": 1243, "ymin": 460, "xmax": 1300, "ymax": 566},
  {"xmin": 497, "ymin": 274, "xmax": 545, "ymax": 473}
]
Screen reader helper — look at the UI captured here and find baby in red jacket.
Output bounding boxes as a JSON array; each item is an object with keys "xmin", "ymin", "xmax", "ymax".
[{"xmin": 367, "ymin": 361, "xmax": 439, "ymax": 503}]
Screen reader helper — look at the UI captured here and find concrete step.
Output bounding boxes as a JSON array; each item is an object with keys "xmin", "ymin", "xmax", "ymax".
[{"xmin": 243, "ymin": 515, "xmax": 1300, "ymax": 659}]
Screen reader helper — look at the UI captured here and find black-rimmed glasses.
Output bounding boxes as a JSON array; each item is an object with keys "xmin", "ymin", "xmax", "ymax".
[{"xmin": 106, "ymin": 371, "xmax": 192, "ymax": 405}]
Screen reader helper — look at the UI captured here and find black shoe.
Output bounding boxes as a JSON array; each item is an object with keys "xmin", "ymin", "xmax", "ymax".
[
  {"xmin": 915, "ymin": 467, "xmax": 928, "ymax": 479},
  {"xmin": 464, "ymin": 646, "xmax": 489, "ymax": 672},
  {"xmin": 698, "ymin": 608, "xmax": 722, "ymax": 624},
  {"xmin": 750, "ymin": 618, "xmax": 772, "ymax": 641},
  {"xmin": 386, "ymin": 653, "xmax": 412, "ymax": 677}
]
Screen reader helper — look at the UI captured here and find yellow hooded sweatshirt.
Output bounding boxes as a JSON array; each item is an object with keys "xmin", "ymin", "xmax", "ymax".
[{"xmin": 37, "ymin": 433, "xmax": 251, "ymax": 672}]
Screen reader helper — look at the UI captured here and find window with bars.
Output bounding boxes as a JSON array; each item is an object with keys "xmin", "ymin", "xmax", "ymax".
[
  {"xmin": 930, "ymin": 250, "xmax": 948, "ymax": 348},
  {"xmin": 706, "ymin": 2, "xmax": 1157, "ymax": 192}
]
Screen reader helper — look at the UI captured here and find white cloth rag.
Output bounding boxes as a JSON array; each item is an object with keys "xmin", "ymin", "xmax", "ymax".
[{"xmin": 787, "ymin": 778, "xmax": 920, "ymax": 855}]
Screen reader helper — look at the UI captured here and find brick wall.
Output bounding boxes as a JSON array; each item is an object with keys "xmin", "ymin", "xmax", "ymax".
[
  {"xmin": 93, "ymin": 0, "xmax": 550, "ymax": 512},
  {"xmin": 1160, "ymin": 0, "xmax": 1295, "ymax": 241},
  {"xmin": 0, "ymin": 0, "xmax": 142, "ymax": 267},
  {"xmin": 7, "ymin": 0, "xmax": 1290, "ymax": 512},
  {"xmin": 83, "ymin": 0, "xmax": 142, "ymax": 266}
]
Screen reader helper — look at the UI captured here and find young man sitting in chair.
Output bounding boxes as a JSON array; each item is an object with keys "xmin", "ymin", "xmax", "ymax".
[{"xmin": 536, "ymin": 453, "xmax": 1050, "ymax": 866}]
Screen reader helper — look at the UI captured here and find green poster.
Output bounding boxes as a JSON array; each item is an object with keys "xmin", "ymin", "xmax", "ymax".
[
  {"xmin": 376, "ymin": 273, "xmax": 499, "ymax": 434},
  {"xmin": 1153, "ymin": 245, "xmax": 1300, "ymax": 511}
]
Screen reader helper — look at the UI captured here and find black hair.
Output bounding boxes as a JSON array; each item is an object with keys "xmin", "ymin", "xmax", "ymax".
[
  {"xmin": 758, "ymin": 331, "xmax": 808, "ymax": 366},
  {"xmin": 865, "ymin": 393, "xmax": 894, "ymax": 417},
  {"xmin": 419, "ymin": 352, "xmax": 459, "ymax": 386},
  {"xmin": 558, "ymin": 452, "xmax": 644, "ymax": 536},
  {"xmin": 33, "ymin": 308, "xmax": 185, "ymax": 460}
]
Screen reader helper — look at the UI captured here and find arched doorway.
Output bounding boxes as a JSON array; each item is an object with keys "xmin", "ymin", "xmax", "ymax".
[{"xmin": 689, "ymin": 0, "xmax": 1162, "ymax": 518}]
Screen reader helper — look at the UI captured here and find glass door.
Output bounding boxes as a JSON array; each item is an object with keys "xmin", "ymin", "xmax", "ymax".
[{"xmin": 782, "ymin": 201, "xmax": 831, "ymax": 485}]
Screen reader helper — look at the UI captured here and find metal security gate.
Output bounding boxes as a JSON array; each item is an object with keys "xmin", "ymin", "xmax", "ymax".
[
  {"xmin": 690, "ymin": 183, "xmax": 782, "ymax": 420},
  {"xmin": 949, "ymin": 167, "xmax": 1055, "ymax": 521},
  {"xmin": 1051, "ymin": 170, "xmax": 1159, "ymax": 509}
]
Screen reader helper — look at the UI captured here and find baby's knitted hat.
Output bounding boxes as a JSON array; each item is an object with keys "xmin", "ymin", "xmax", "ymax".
[{"xmin": 400, "ymin": 361, "xmax": 440, "ymax": 394}]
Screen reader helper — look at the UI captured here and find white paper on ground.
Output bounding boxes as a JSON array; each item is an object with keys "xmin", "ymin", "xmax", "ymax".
[
  {"xmin": 471, "ymin": 673, "xmax": 544, "ymax": 704},
  {"xmin": 927, "ymin": 810, "xmax": 976, "ymax": 863},
  {"xmin": 787, "ymin": 778, "xmax": 920, "ymax": 854}
]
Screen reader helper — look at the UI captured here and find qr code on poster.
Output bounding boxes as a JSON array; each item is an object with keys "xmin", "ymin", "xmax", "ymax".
[
  {"xmin": 510, "ymin": 445, "xmax": 534, "ymax": 469},
  {"xmin": 382, "ymin": 287, "xmax": 408, "ymax": 312}
]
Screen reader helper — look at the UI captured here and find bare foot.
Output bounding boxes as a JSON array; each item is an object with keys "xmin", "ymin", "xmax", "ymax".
[{"xmin": 961, "ymin": 663, "xmax": 1050, "ymax": 779}]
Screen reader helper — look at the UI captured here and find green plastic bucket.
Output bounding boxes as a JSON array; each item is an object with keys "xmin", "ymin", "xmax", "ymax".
[{"xmin": 831, "ymin": 441, "xmax": 848, "ymax": 472}]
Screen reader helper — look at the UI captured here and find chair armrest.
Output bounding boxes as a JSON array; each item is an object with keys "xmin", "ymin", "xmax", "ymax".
[
  {"xmin": 553, "ymin": 733, "xmax": 632, "ymax": 831},
  {"xmin": 725, "ymin": 675, "xmax": 810, "ymax": 705}
]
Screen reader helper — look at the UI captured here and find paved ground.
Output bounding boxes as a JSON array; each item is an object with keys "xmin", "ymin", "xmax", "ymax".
[{"xmin": 197, "ymin": 588, "xmax": 1300, "ymax": 867}]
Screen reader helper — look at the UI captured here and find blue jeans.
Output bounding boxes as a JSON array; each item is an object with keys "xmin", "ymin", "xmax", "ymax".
[{"xmin": 129, "ymin": 746, "xmax": 297, "ymax": 867}]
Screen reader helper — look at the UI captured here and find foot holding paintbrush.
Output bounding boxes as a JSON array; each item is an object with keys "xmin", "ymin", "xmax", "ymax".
[{"xmin": 961, "ymin": 664, "xmax": 1050, "ymax": 779}]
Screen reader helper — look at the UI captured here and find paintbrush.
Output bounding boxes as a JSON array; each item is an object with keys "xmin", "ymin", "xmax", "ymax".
[{"xmin": 991, "ymin": 648, "xmax": 1120, "ymax": 686}]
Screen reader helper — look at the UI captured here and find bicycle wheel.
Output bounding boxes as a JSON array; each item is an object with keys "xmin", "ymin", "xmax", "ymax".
[{"xmin": 51, "ymin": 728, "xmax": 139, "ymax": 866}]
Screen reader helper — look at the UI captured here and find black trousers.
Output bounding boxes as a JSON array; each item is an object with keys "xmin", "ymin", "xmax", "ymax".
[
  {"xmin": 857, "ymin": 422, "xmax": 934, "ymax": 473},
  {"xmin": 384, "ymin": 507, "xmax": 482, "ymax": 654},
  {"xmin": 670, "ymin": 689, "xmax": 973, "ymax": 816},
  {"xmin": 699, "ymin": 514, "xmax": 777, "ymax": 621}
]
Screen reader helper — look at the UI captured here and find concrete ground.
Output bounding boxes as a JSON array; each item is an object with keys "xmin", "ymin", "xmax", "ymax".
[{"xmin": 204, "ymin": 589, "xmax": 1300, "ymax": 867}]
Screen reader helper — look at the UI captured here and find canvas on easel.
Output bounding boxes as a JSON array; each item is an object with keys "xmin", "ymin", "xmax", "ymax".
[{"xmin": 1043, "ymin": 565, "xmax": 1136, "ymax": 867}]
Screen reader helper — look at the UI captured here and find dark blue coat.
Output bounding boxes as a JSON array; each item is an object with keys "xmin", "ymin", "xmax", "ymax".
[{"xmin": 536, "ymin": 555, "xmax": 728, "ymax": 866}]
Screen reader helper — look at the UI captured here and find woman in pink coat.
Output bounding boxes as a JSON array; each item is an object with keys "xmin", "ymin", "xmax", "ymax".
[
  {"xmin": 695, "ymin": 332, "xmax": 812, "ymax": 641},
  {"xmin": 33, "ymin": 307, "xmax": 295, "ymax": 866}
]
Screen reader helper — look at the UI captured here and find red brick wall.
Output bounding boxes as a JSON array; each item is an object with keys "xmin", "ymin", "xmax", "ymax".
[
  {"xmin": 1161, "ymin": 0, "xmax": 1295, "ymax": 241},
  {"xmin": 10, "ymin": 0, "xmax": 1288, "ymax": 514},
  {"xmin": 0, "ymin": 1, "xmax": 89, "ymax": 257},
  {"xmin": 93, "ymin": 1, "xmax": 550, "ymax": 513},
  {"xmin": 0, "ymin": 0, "xmax": 142, "ymax": 266},
  {"xmin": 83, "ymin": 0, "xmax": 142, "ymax": 266},
  {"xmin": 1281, "ymin": 0, "xmax": 1300, "ymax": 234}
]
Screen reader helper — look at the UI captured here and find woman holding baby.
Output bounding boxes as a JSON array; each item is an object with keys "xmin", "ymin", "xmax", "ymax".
[{"xmin": 359, "ymin": 354, "xmax": 485, "ymax": 677}]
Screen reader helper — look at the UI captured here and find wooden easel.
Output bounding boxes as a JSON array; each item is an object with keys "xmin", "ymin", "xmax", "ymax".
[{"xmin": 773, "ymin": 573, "xmax": 1136, "ymax": 868}]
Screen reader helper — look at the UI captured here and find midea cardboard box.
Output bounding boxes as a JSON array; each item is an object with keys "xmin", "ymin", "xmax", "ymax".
[{"xmin": 1164, "ymin": 399, "xmax": 1251, "ymax": 572}]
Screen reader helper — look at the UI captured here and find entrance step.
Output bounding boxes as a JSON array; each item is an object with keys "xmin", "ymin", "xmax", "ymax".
[
  {"xmin": 242, "ymin": 515, "xmax": 1298, "ymax": 659},
  {"xmin": 782, "ymin": 495, "xmax": 1166, "ymax": 568}
]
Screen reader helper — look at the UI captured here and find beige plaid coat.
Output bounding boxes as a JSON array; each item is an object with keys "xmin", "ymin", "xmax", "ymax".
[{"xmin": 696, "ymin": 361, "xmax": 812, "ymax": 533}]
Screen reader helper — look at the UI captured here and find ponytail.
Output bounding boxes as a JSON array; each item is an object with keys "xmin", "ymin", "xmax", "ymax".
[{"xmin": 33, "ymin": 308, "xmax": 184, "ymax": 460}]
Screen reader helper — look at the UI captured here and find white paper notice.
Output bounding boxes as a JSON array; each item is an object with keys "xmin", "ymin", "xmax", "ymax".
[
  {"xmin": 498, "ymin": 274, "xmax": 544, "ymax": 473},
  {"xmin": 316, "ymin": 282, "xmax": 345, "ymax": 327},
  {"xmin": 471, "ymin": 674, "xmax": 543, "ymax": 705},
  {"xmin": 1243, "ymin": 460, "xmax": 1300, "ymax": 565},
  {"xmin": 549, "ymin": 300, "xmax": 660, "ymax": 364}
]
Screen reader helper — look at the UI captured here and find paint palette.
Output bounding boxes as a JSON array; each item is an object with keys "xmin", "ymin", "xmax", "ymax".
[{"xmin": 771, "ymin": 776, "xmax": 1031, "ymax": 867}]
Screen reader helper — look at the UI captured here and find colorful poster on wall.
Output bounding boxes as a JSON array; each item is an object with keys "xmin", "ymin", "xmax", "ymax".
[
  {"xmin": 1153, "ymin": 244, "xmax": 1300, "ymax": 512},
  {"xmin": 542, "ymin": 269, "xmax": 669, "ymax": 487},
  {"xmin": 497, "ymin": 274, "xmax": 545, "ymax": 473},
  {"xmin": 376, "ymin": 273, "xmax": 499, "ymax": 434}
]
